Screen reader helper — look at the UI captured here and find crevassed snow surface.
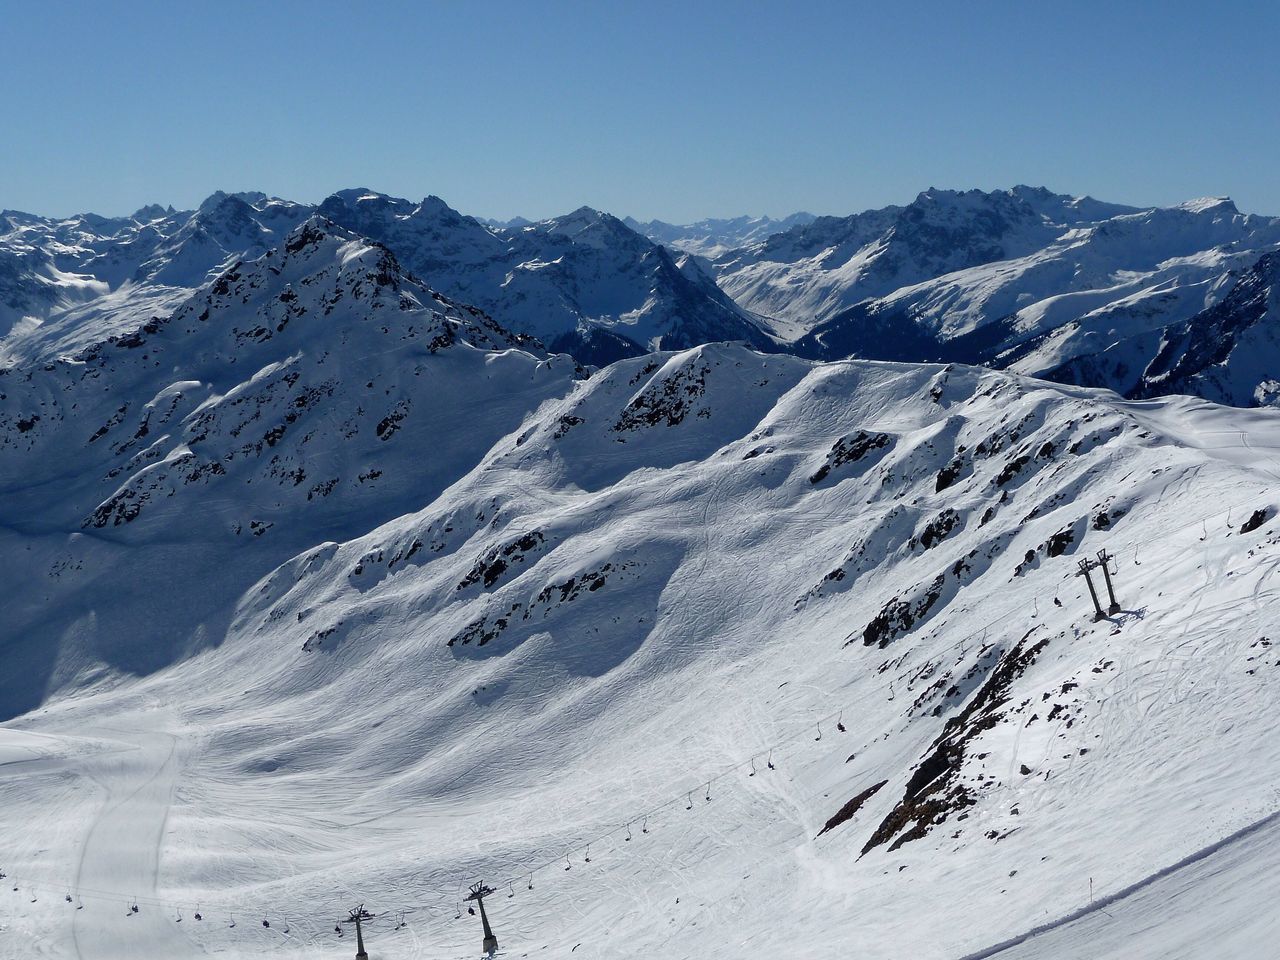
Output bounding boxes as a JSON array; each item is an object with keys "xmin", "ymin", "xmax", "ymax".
[{"xmin": 1, "ymin": 225, "xmax": 1280, "ymax": 960}]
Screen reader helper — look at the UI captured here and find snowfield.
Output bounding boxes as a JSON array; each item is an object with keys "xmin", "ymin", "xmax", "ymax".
[{"xmin": 1, "ymin": 216, "xmax": 1279, "ymax": 960}]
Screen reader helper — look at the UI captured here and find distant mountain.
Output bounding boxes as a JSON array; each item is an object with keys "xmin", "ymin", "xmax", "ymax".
[
  {"xmin": 5, "ymin": 185, "xmax": 1280, "ymax": 405},
  {"xmin": 316, "ymin": 191, "xmax": 773, "ymax": 362},
  {"xmin": 1041, "ymin": 250, "xmax": 1280, "ymax": 406},
  {"xmin": 0, "ymin": 192, "xmax": 307, "ymax": 348},
  {"xmin": 132, "ymin": 191, "xmax": 310, "ymax": 287},
  {"xmin": 701, "ymin": 187, "xmax": 1280, "ymax": 405},
  {"xmin": 479, "ymin": 214, "xmax": 533, "ymax": 229},
  {"xmin": 1, "ymin": 192, "xmax": 306, "ymax": 293},
  {"xmin": 713, "ymin": 186, "xmax": 1143, "ymax": 337},
  {"xmin": 624, "ymin": 212, "xmax": 817, "ymax": 258},
  {"xmin": 3, "ymin": 190, "xmax": 771, "ymax": 367}
]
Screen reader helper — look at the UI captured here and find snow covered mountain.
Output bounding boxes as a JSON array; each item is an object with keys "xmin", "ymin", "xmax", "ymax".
[
  {"xmin": 712, "ymin": 186, "xmax": 1135, "ymax": 337},
  {"xmin": 314, "ymin": 190, "xmax": 773, "ymax": 362},
  {"xmin": 0, "ymin": 193, "xmax": 308, "ymax": 355},
  {"xmin": 2, "ymin": 204, "xmax": 1279, "ymax": 960},
  {"xmin": 3, "ymin": 190, "xmax": 771, "ymax": 369},
  {"xmin": 1035, "ymin": 251, "xmax": 1280, "ymax": 407},
  {"xmin": 808, "ymin": 196, "xmax": 1276, "ymax": 352},
  {"xmin": 7, "ymin": 185, "xmax": 1280, "ymax": 408},
  {"xmin": 1, "ymin": 192, "xmax": 307, "ymax": 295},
  {"xmin": 707, "ymin": 189, "xmax": 1280, "ymax": 405},
  {"xmin": 0, "ymin": 216, "xmax": 581, "ymax": 717},
  {"xmin": 477, "ymin": 215, "xmax": 534, "ymax": 230},
  {"xmin": 624, "ymin": 212, "xmax": 817, "ymax": 259}
]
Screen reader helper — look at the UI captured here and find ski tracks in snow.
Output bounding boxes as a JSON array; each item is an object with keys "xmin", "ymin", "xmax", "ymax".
[{"xmin": 68, "ymin": 721, "xmax": 197, "ymax": 960}]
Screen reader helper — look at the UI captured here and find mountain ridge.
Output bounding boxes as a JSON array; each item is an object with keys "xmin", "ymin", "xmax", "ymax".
[
  {"xmin": 4, "ymin": 184, "xmax": 1280, "ymax": 406},
  {"xmin": 3, "ymin": 317, "xmax": 1277, "ymax": 957}
]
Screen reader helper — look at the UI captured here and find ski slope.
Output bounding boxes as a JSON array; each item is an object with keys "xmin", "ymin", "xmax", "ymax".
[
  {"xmin": 960, "ymin": 810, "xmax": 1280, "ymax": 960},
  {"xmin": 1, "ymin": 232, "xmax": 1279, "ymax": 958}
]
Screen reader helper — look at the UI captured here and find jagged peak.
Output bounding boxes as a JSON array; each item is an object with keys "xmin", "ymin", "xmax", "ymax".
[
  {"xmin": 279, "ymin": 214, "xmax": 376, "ymax": 261},
  {"xmin": 544, "ymin": 206, "xmax": 643, "ymax": 244},
  {"xmin": 315, "ymin": 189, "xmax": 478, "ymax": 230},
  {"xmin": 324, "ymin": 186, "xmax": 388, "ymax": 203},
  {"xmin": 130, "ymin": 203, "xmax": 173, "ymax": 223},
  {"xmin": 1009, "ymin": 184, "xmax": 1057, "ymax": 199},
  {"xmin": 317, "ymin": 188, "xmax": 410, "ymax": 217},
  {"xmin": 909, "ymin": 185, "xmax": 1053, "ymax": 212},
  {"xmin": 415, "ymin": 194, "xmax": 462, "ymax": 218},
  {"xmin": 913, "ymin": 186, "xmax": 961, "ymax": 204},
  {"xmin": 485, "ymin": 214, "xmax": 533, "ymax": 229},
  {"xmin": 544, "ymin": 205, "xmax": 609, "ymax": 229},
  {"xmin": 196, "ymin": 191, "xmax": 240, "ymax": 215}
]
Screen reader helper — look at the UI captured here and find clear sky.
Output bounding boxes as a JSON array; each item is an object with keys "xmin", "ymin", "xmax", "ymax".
[{"xmin": 4, "ymin": 0, "xmax": 1279, "ymax": 222}]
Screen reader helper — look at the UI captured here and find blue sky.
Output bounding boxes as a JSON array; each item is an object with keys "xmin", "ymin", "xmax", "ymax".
[{"xmin": 4, "ymin": 0, "xmax": 1278, "ymax": 221}]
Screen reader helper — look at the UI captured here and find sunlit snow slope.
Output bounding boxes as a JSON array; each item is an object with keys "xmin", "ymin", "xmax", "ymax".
[{"xmin": 1, "ymin": 231, "xmax": 1279, "ymax": 959}]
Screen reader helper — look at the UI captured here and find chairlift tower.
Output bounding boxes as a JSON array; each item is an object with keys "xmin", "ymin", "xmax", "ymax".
[
  {"xmin": 1076, "ymin": 557, "xmax": 1107, "ymax": 621},
  {"xmin": 466, "ymin": 882, "xmax": 500, "ymax": 956},
  {"xmin": 341, "ymin": 904, "xmax": 376, "ymax": 960},
  {"xmin": 1096, "ymin": 549, "xmax": 1121, "ymax": 613}
]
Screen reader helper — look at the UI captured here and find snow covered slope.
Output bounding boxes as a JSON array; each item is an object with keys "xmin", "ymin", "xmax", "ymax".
[
  {"xmin": 0, "ymin": 193, "xmax": 308, "ymax": 356},
  {"xmin": 624, "ymin": 212, "xmax": 818, "ymax": 259},
  {"xmin": 1040, "ymin": 250, "xmax": 1280, "ymax": 407},
  {"xmin": 0, "ymin": 216, "xmax": 581, "ymax": 717},
  {"xmin": 2, "ymin": 299, "xmax": 1278, "ymax": 960},
  {"xmin": 716, "ymin": 190, "xmax": 1280, "ymax": 384},
  {"xmin": 315, "ymin": 191, "xmax": 773, "ymax": 361}
]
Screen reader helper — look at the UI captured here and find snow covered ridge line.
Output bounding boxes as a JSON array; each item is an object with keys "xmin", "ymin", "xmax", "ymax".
[
  {"xmin": 1, "ymin": 188, "xmax": 776, "ymax": 365},
  {"xmin": 7, "ymin": 182, "xmax": 1280, "ymax": 408},
  {"xmin": 710, "ymin": 187, "xmax": 1280, "ymax": 406},
  {"xmin": 2, "ymin": 267, "xmax": 1280, "ymax": 960}
]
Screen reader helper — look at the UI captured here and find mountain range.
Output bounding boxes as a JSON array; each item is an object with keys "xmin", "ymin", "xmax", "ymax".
[
  {"xmin": 1, "ymin": 190, "xmax": 769, "ymax": 368},
  {"xmin": 717, "ymin": 188, "xmax": 1280, "ymax": 406},
  {"xmin": 1, "ymin": 185, "xmax": 1279, "ymax": 958},
  {"xmin": 623, "ymin": 211, "xmax": 818, "ymax": 258},
  {"xmin": 4, "ymin": 184, "xmax": 1279, "ymax": 408}
]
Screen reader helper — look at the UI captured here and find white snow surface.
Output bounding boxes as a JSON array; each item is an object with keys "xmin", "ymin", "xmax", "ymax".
[
  {"xmin": 713, "ymin": 188, "xmax": 1280, "ymax": 363},
  {"xmin": 623, "ymin": 213, "xmax": 818, "ymax": 260},
  {"xmin": 1, "ymin": 221, "xmax": 1279, "ymax": 960}
]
